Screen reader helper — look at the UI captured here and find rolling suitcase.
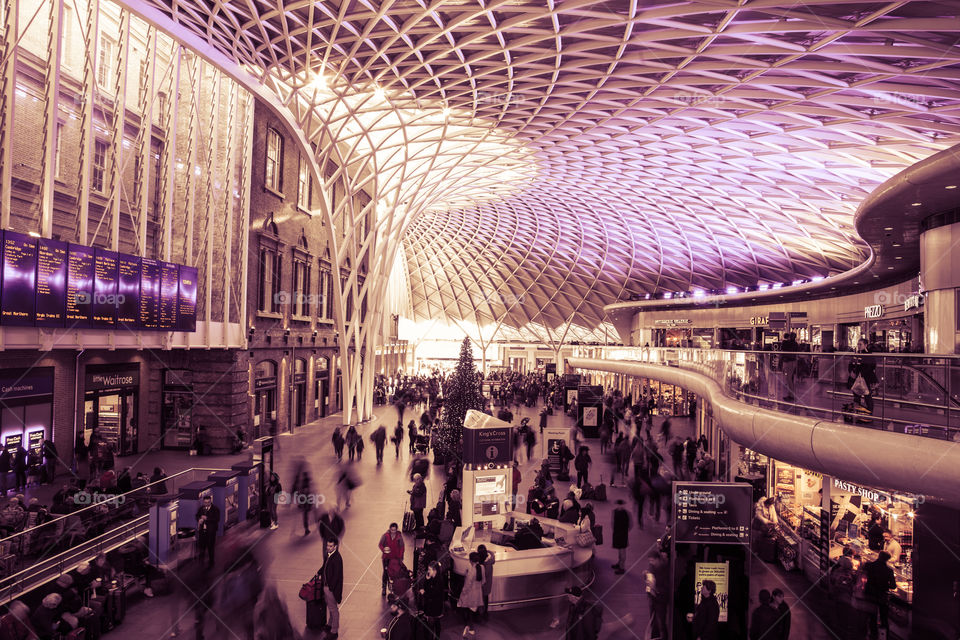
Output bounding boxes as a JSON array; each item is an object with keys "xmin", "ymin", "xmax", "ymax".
[
  {"xmin": 593, "ymin": 475, "xmax": 607, "ymax": 502},
  {"xmin": 305, "ymin": 597, "xmax": 327, "ymax": 630},
  {"xmin": 402, "ymin": 511, "xmax": 416, "ymax": 533}
]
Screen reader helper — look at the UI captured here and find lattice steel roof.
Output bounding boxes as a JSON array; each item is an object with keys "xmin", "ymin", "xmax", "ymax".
[{"xmin": 136, "ymin": 0, "xmax": 960, "ymax": 335}]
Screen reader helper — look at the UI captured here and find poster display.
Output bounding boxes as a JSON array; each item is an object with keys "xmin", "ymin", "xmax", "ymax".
[
  {"xmin": 694, "ymin": 563, "xmax": 730, "ymax": 622},
  {"xmin": 1, "ymin": 231, "xmax": 38, "ymax": 325},
  {"xmin": 28, "ymin": 430, "xmax": 43, "ymax": 454},
  {"xmin": 566, "ymin": 389, "xmax": 579, "ymax": 406},
  {"xmin": 36, "ymin": 239, "xmax": 68, "ymax": 326},
  {"xmin": 583, "ymin": 406, "xmax": 598, "ymax": 427},
  {"xmin": 0, "ymin": 232, "xmax": 196, "ymax": 331},
  {"xmin": 93, "ymin": 250, "xmax": 119, "ymax": 326},
  {"xmin": 66, "ymin": 244, "xmax": 95, "ymax": 325}
]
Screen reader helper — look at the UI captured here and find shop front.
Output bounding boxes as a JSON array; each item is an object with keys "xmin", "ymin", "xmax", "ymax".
[
  {"xmin": 0, "ymin": 368, "xmax": 54, "ymax": 461},
  {"xmin": 253, "ymin": 360, "xmax": 278, "ymax": 439},
  {"xmin": 652, "ymin": 319, "xmax": 692, "ymax": 347},
  {"xmin": 83, "ymin": 364, "xmax": 140, "ymax": 456}
]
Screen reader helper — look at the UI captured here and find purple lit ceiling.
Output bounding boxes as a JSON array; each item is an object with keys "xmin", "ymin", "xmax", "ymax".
[{"xmin": 135, "ymin": 0, "xmax": 960, "ymax": 334}]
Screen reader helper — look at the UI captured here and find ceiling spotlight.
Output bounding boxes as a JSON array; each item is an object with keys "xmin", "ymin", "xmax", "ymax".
[
  {"xmin": 772, "ymin": 283, "xmax": 783, "ymax": 289},
  {"xmin": 887, "ymin": 266, "xmax": 895, "ymax": 270},
  {"xmin": 946, "ymin": 185, "xmax": 957, "ymax": 190},
  {"xmin": 895, "ymin": 256, "xmax": 903, "ymax": 260},
  {"xmin": 693, "ymin": 290, "xmax": 705, "ymax": 298},
  {"xmin": 792, "ymin": 280, "xmax": 804, "ymax": 286},
  {"xmin": 811, "ymin": 276, "xmax": 824, "ymax": 282},
  {"xmin": 911, "ymin": 202, "xmax": 922, "ymax": 207},
  {"xmin": 726, "ymin": 287, "xmax": 738, "ymax": 295},
  {"xmin": 883, "ymin": 227, "xmax": 894, "ymax": 231},
  {"xmin": 758, "ymin": 284, "xmax": 769, "ymax": 291},
  {"xmin": 663, "ymin": 292, "xmax": 673, "ymax": 299},
  {"xmin": 892, "ymin": 243, "xmax": 901, "ymax": 247},
  {"xmin": 28, "ymin": 231, "xmax": 40, "ymax": 238},
  {"xmin": 644, "ymin": 294, "xmax": 650, "ymax": 300}
]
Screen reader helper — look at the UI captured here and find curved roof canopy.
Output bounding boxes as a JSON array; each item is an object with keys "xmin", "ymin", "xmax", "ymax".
[{"xmin": 140, "ymin": 0, "xmax": 960, "ymax": 336}]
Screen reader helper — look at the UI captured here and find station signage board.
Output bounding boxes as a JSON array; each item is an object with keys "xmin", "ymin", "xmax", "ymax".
[
  {"xmin": 749, "ymin": 316, "xmax": 768, "ymax": 326},
  {"xmin": 674, "ymin": 482, "xmax": 752, "ymax": 544},
  {"xmin": 654, "ymin": 318, "xmax": 692, "ymax": 326},
  {"xmin": 463, "ymin": 410, "xmax": 512, "ymax": 466},
  {"xmin": 904, "ymin": 294, "xmax": 923, "ymax": 312}
]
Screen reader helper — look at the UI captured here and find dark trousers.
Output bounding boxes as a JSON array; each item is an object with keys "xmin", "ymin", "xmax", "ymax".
[
  {"xmin": 301, "ymin": 507, "xmax": 311, "ymax": 534},
  {"xmin": 395, "ymin": 443, "xmax": 401, "ymax": 458},
  {"xmin": 197, "ymin": 535, "xmax": 215, "ymax": 567},
  {"xmin": 376, "ymin": 445, "xmax": 385, "ymax": 464},
  {"xmin": 576, "ymin": 470, "xmax": 588, "ymax": 488},
  {"xmin": 413, "ymin": 508, "xmax": 424, "ymax": 529},
  {"xmin": 481, "ymin": 593, "xmax": 490, "ymax": 619},
  {"xmin": 382, "ymin": 558, "xmax": 391, "ymax": 591},
  {"xmin": 14, "ymin": 470, "xmax": 26, "ymax": 491}
]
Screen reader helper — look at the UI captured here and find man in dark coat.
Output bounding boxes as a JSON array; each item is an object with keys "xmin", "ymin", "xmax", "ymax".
[
  {"xmin": 750, "ymin": 589, "xmax": 780, "ymax": 640},
  {"xmin": 318, "ymin": 508, "xmax": 345, "ymax": 560},
  {"xmin": 12, "ymin": 446, "xmax": 27, "ymax": 493},
  {"xmin": 371, "ymin": 425, "xmax": 388, "ymax": 465},
  {"xmin": 864, "ymin": 551, "xmax": 896, "ymax": 639},
  {"xmin": 772, "ymin": 588, "xmax": 791, "ymax": 639},
  {"xmin": 564, "ymin": 586, "xmax": 601, "ymax": 640},
  {"xmin": 692, "ymin": 579, "xmax": 720, "ymax": 640},
  {"xmin": 323, "ymin": 537, "xmax": 344, "ymax": 638},
  {"xmin": 611, "ymin": 500, "xmax": 631, "ymax": 574},
  {"xmin": 195, "ymin": 494, "xmax": 220, "ymax": 568},
  {"xmin": 42, "ymin": 439, "xmax": 58, "ymax": 484}
]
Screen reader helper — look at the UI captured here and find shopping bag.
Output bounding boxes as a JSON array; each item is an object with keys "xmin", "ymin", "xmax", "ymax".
[
  {"xmin": 576, "ymin": 530, "xmax": 595, "ymax": 547},
  {"xmin": 591, "ymin": 524, "xmax": 603, "ymax": 545},
  {"xmin": 851, "ymin": 375, "xmax": 869, "ymax": 396},
  {"xmin": 298, "ymin": 572, "xmax": 324, "ymax": 602}
]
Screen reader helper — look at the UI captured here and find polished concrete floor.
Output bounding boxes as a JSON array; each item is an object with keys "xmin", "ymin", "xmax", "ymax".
[{"xmin": 62, "ymin": 401, "xmax": 837, "ymax": 639}]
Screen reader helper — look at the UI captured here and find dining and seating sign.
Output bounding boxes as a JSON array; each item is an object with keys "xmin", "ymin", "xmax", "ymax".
[{"xmin": 0, "ymin": 229, "xmax": 197, "ymax": 331}]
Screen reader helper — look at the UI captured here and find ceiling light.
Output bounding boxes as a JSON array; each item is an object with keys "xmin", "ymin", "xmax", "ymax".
[
  {"xmin": 888, "ymin": 266, "xmax": 895, "ymax": 270},
  {"xmin": 726, "ymin": 287, "xmax": 738, "ymax": 295},
  {"xmin": 758, "ymin": 284, "xmax": 769, "ymax": 291},
  {"xmin": 772, "ymin": 283, "xmax": 783, "ymax": 289},
  {"xmin": 28, "ymin": 231, "xmax": 40, "ymax": 238},
  {"xmin": 946, "ymin": 185, "xmax": 957, "ymax": 190},
  {"xmin": 811, "ymin": 276, "xmax": 824, "ymax": 282},
  {"xmin": 892, "ymin": 243, "xmax": 901, "ymax": 247},
  {"xmin": 895, "ymin": 256, "xmax": 903, "ymax": 260},
  {"xmin": 883, "ymin": 227, "xmax": 894, "ymax": 231},
  {"xmin": 911, "ymin": 202, "xmax": 922, "ymax": 207},
  {"xmin": 792, "ymin": 279, "xmax": 804, "ymax": 286},
  {"xmin": 663, "ymin": 292, "xmax": 672, "ymax": 299}
]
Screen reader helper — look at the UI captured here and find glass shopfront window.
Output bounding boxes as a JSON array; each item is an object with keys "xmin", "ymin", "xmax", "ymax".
[
  {"xmin": 254, "ymin": 360, "xmax": 277, "ymax": 438},
  {"xmin": 84, "ymin": 364, "xmax": 139, "ymax": 457}
]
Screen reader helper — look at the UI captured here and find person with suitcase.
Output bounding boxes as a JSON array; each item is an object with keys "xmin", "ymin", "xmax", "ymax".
[
  {"xmin": 322, "ymin": 537, "xmax": 343, "ymax": 638},
  {"xmin": 303, "ymin": 570, "xmax": 327, "ymax": 631}
]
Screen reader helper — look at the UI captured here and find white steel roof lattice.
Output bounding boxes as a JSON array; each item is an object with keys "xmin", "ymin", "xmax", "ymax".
[{"xmin": 130, "ymin": 0, "xmax": 960, "ymax": 336}]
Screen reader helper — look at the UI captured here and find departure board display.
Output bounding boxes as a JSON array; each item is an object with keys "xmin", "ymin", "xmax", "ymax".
[
  {"xmin": 65, "ymin": 244, "xmax": 95, "ymax": 326},
  {"xmin": 1, "ymin": 231, "xmax": 38, "ymax": 325},
  {"xmin": 177, "ymin": 266, "xmax": 197, "ymax": 332},
  {"xmin": 93, "ymin": 250, "xmax": 119, "ymax": 326},
  {"xmin": 36, "ymin": 239, "xmax": 68, "ymax": 326},
  {"xmin": 139, "ymin": 258, "xmax": 160, "ymax": 329},
  {"xmin": 0, "ymin": 230, "xmax": 196, "ymax": 331},
  {"xmin": 159, "ymin": 261, "xmax": 179, "ymax": 329},
  {"xmin": 117, "ymin": 254, "xmax": 140, "ymax": 327}
]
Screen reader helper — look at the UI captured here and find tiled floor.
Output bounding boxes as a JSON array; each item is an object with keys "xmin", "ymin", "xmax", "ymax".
[{"xmin": 34, "ymin": 401, "xmax": 836, "ymax": 639}]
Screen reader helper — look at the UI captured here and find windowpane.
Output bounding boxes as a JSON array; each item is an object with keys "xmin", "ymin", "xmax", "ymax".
[
  {"xmin": 97, "ymin": 36, "xmax": 115, "ymax": 91},
  {"xmin": 297, "ymin": 156, "xmax": 310, "ymax": 209},
  {"xmin": 266, "ymin": 129, "xmax": 282, "ymax": 191},
  {"xmin": 92, "ymin": 140, "xmax": 107, "ymax": 192}
]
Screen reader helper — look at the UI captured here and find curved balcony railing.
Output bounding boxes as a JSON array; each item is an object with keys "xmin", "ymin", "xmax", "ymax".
[{"xmin": 572, "ymin": 346, "xmax": 960, "ymax": 442}]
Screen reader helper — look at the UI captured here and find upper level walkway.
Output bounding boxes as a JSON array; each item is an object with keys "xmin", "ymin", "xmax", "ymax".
[{"xmin": 569, "ymin": 347, "xmax": 960, "ymax": 508}]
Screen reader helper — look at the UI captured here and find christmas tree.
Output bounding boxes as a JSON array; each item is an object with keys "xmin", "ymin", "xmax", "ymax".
[{"xmin": 433, "ymin": 337, "xmax": 484, "ymax": 463}]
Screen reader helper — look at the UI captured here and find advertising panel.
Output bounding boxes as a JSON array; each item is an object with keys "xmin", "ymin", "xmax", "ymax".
[{"xmin": 694, "ymin": 562, "xmax": 730, "ymax": 622}]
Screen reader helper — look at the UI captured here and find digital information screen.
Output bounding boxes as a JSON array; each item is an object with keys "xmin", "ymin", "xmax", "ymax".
[
  {"xmin": 139, "ymin": 258, "xmax": 160, "ymax": 329},
  {"xmin": 93, "ymin": 249, "xmax": 119, "ymax": 326},
  {"xmin": 674, "ymin": 482, "xmax": 753, "ymax": 544},
  {"xmin": 159, "ymin": 261, "xmax": 179, "ymax": 329},
  {"xmin": 66, "ymin": 244, "xmax": 95, "ymax": 326},
  {"xmin": 117, "ymin": 254, "xmax": 141, "ymax": 327},
  {"xmin": 177, "ymin": 265, "xmax": 198, "ymax": 332},
  {"xmin": 1, "ymin": 231, "xmax": 37, "ymax": 325},
  {"xmin": 0, "ymin": 231, "xmax": 196, "ymax": 332},
  {"xmin": 474, "ymin": 474, "xmax": 506, "ymax": 497},
  {"xmin": 36, "ymin": 238, "xmax": 68, "ymax": 326}
]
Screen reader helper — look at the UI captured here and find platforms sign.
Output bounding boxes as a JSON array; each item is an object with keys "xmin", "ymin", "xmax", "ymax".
[{"xmin": 674, "ymin": 482, "xmax": 752, "ymax": 544}]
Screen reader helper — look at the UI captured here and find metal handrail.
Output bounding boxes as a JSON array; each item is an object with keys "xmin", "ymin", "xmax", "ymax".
[
  {"xmin": 0, "ymin": 467, "xmax": 227, "ymax": 547},
  {"xmin": 0, "ymin": 515, "xmax": 150, "ymax": 606}
]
